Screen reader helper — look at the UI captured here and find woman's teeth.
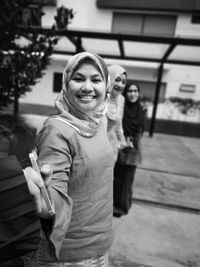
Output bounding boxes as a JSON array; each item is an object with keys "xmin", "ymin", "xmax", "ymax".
[{"xmin": 78, "ymin": 95, "xmax": 95, "ymax": 99}]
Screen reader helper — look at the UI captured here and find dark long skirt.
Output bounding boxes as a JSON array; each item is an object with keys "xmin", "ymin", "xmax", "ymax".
[{"xmin": 113, "ymin": 161, "xmax": 136, "ymax": 216}]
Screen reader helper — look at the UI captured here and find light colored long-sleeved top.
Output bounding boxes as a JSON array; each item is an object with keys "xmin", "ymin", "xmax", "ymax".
[
  {"xmin": 106, "ymin": 94, "xmax": 126, "ymax": 162},
  {"xmin": 36, "ymin": 116, "xmax": 114, "ymax": 262}
]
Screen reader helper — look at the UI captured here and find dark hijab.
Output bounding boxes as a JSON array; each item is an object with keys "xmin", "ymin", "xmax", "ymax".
[{"xmin": 122, "ymin": 82, "xmax": 145, "ymax": 138}]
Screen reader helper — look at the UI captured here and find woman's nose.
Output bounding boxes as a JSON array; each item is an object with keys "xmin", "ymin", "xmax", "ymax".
[{"xmin": 81, "ymin": 80, "xmax": 93, "ymax": 92}]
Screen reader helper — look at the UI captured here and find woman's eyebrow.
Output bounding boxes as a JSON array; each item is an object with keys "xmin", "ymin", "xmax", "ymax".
[
  {"xmin": 73, "ymin": 72, "xmax": 102, "ymax": 78},
  {"xmin": 73, "ymin": 72, "xmax": 83, "ymax": 76},
  {"xmin": 92, "ymin": 73, "xmax": 102, "ymax": 77}
]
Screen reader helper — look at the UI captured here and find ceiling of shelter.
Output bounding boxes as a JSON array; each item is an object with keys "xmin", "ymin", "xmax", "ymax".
[
  {"xmin": 20, "ymin": 27, "xmax": 200, "ymax": 66},
  {"xmin": 53, "ymin": 30, "xmax": 200, "ymax": 67}
]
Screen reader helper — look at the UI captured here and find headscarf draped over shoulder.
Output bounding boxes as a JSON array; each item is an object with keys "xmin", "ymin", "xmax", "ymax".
[
  {"xmin": 107, "ymin": 64, "xmax": 126, "ymax": 120},
  {"xmin": 54, "ymin": 52, "xmax": 110, "ymax": 137}
]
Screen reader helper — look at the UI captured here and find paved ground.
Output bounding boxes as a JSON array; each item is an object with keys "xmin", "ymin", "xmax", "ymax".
[
  {"xmin": 23, "ymin": 114, "xmax": 200, "ymax": 267},
  {"xmin": 109, "ymin": 133, "xmax": 200, "ymax": 267}
]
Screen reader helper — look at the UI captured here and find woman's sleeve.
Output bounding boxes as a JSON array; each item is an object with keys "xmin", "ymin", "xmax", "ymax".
[
  {"xmin": 116, "ymin": 97, "xmax": 126, "ymax": 146},
  {"xmin": 116, "ymin": 118, "xmax": 125, "ymax": 145},
  {"xmin": 36, "ymin": 124, "xmax": 73, "ymax": 258}
]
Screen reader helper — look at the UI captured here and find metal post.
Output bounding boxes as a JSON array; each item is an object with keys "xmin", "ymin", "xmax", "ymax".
[
  {"xmin": 76, "ymin": 37, "xmax": 82, "ymax": 53},
  {"xmin": 149, "ymin": 63, "xmax": 164, "ymax": 137}
]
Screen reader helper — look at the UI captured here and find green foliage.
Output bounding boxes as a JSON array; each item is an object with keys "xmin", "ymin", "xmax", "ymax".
[
  {"xmin": 0, "ymin": 0, "xmax": 58, "ymax": 114},
  {"xmin": 167, "ymin": 97, "xmax": 200, "ymax": 114},
  {"xmin": 54, "ymin": 6, "xmax": 74, "ymax": 29}
]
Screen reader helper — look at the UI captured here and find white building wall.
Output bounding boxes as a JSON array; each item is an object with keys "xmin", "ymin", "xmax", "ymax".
[
  {"xmin": 164, "ymin": 65, "xmax": 200, "ymax": 99},
  {"xmin": 175, "ymin": 14, "xmax": 200, "ymax": 37},
  {"xmin": 42, "ymin": 6, "xmax": 57, "ymax": 27},
  {"xmin": 20, "ymin": 58, "xmax": 67, "ymax": 106},
  {"xmin": 166, "ymin": 13, "xmax": 200, "ymax": 102},
  {"xmin": 57, "ymin": 0, "xmax": 112, "ymax": 31},
  {"xmin": 42, "ymin": 4, "xmax": 200, "ymax": 38}
]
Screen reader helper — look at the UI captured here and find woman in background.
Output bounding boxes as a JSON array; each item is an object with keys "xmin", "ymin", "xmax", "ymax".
[
  {"xmin": 113, "ymin": 81, "xmax": 146, "ymax": 217},
  {"xmin": 106, "ymin": 65, "xmax": 127, "ymax": 162}
]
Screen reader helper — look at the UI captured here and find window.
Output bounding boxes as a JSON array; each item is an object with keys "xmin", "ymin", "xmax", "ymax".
[
  {"xmin": 53, "ymin": 73, "xmax": 62, "ymax": 93},
  {"xmin": 30, "ymin": 0, "xmax": 57, "ymax": 6},
  {"xmin": 44, "ymin": 0, "xmax": 56, "ymax": 6},
  {"xmin": 22, "ymin": 7, "xmax": 42, "ymax": 26},
  {"xmin": 112, "ymin": 13, "xmax": 177, "ymax": 36},
  {"xmin": 179, "ymin": 84, "xmax": 196, "ymax": 93},
  {"xmin": 191, "ymin": 15, "xmax": 200, "ymax": 24}
]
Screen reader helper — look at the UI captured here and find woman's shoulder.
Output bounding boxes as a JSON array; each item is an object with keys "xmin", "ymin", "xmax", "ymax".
[
  {"xmin": 40, "ymin": 116, "xmax": 76, "ymax": 138},
  {"xmin": 116, "ymin": 94, "xmax": 125, "ymax": 108},
  {"xmin": 119, "ymin": 94, "xmax": 125, "ymax": 102}
]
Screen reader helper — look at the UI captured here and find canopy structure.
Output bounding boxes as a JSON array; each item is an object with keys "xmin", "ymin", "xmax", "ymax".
[{"xmin": 21, "ymin": 27, "xmax": 200, "ymax": 136}]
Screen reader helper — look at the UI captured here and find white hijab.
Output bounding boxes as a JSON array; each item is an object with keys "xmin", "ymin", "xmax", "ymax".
[
  {"xmin": 107, "ymin": 64, "xmax": 126, "ymax": 120},
  {"xmin": 55, "ymin": 52, "xmax": 111, "ymax": 137}
]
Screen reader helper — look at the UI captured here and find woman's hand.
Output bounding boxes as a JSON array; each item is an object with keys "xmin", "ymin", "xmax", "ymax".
[
  {"xmin": 40, "ymin": 164, "xmax": 52, "ymax": 186},
  {"xmin": 23, "ymin": 164, "xmax": 52, "ymax": 214},
  {"xmin": 126, "ymin": 136, "xmax": 134, "ymax": 148},
  {"xmin": 119, "ymin": 141, "xmax": 127, "ymax": 149}
]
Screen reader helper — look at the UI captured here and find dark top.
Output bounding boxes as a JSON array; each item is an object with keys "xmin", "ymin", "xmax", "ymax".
[
  {"xmin": 0, "ymin": 156, "xmax": 40, "ymax": 261},
  {"xmin": 123, "ymin": 99, "xmax": 146, "ymax": 149}
]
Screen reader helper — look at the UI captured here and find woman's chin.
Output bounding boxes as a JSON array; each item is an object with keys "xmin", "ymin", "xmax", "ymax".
[{"xmin": 77, "ymin": 102, "xmax": 97, "ymax": 113}]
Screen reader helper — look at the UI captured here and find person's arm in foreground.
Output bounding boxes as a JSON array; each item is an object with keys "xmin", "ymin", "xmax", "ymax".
[
  {"xmin": 24, "ymin": 163, "xmax": 53, "ymax": 217},
  {"xmin": 0, "ymin": 156, "xmax": 51, "ymax": 261},
  {"xmin": 35, "ymin": 123, "xmax": 73, "ymax": 258}
]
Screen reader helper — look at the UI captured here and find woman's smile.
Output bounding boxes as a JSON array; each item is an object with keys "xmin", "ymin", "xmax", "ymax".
[
  {"xmin": 113, "ymin": 86, "xmax": 123, "ymax": 93},
  {"xmin": 77, "ymin": 94, "xmax": 96, "ymax": 102}
]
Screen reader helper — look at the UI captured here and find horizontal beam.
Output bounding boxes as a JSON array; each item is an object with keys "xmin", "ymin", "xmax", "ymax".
[
  {"xmin": 53, "ymin": 50, "xmax": 200, "ymax": 66},
  {"xmin": 97, "ymin": 0, "xmax": 200, "ymax": 14},
  {"xmin": 16, "ymin": 26, "xmax": 200, "ymax": 67},
  {"xmin": 18, "ymin": 26, "xmax": 200, "ymax": 46}
]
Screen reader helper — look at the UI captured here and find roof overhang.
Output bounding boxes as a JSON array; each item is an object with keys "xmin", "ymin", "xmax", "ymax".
[
  {"xmin": 96, "ymin": 0, "xmax": 200, "ymax": 14},
  {"xmin": 18, "ymin": 27, "xmax": 200, "ymax": 67}
]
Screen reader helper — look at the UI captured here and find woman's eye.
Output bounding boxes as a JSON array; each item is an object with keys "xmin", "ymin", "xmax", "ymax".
[
  {"xmin": 91, "ymin": 75, "xmax": 103, "ymax": 83},
  {"xmin": 93, "ymin": 78, "xmax": 102, "ymax": 83},
  {"xmin": 73, "ymin": 77, "xmax": 84, "ymax": 82}
]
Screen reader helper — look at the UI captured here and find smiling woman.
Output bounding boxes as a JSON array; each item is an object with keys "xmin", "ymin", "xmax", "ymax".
[
  {"xmin": 106, "ymin": 64, "xmax": 127, "ymax": 162},
  {"xmin": 26, "ymin": 52, "xmax": 114, "ymax": 267}
]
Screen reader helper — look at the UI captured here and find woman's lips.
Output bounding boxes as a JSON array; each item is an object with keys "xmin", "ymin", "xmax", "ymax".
[{"xmin": 114, "ymin": 87, "xmax": 122, "ymax": 93}]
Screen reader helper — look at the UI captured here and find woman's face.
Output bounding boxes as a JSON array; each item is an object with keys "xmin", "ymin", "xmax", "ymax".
[
  {"xmin": 126, "ymin": 84, "xmax": 139, "ymax": 103},
  {"xmin": 68, "ymin": 63, "xmax": 106, "ymax": 113},
  {"xmin": 112, "ymin": 73, "xmax": 126, "ymax": 97}
]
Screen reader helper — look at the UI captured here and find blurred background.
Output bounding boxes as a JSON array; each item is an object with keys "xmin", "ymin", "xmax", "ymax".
[
  {"xmin": 1, "ymin": 0, "xmax": 200, "ymax": 137},
  {"xmin": 1, "ymin": 1, "xmax": 200, "ymax": 267}
]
